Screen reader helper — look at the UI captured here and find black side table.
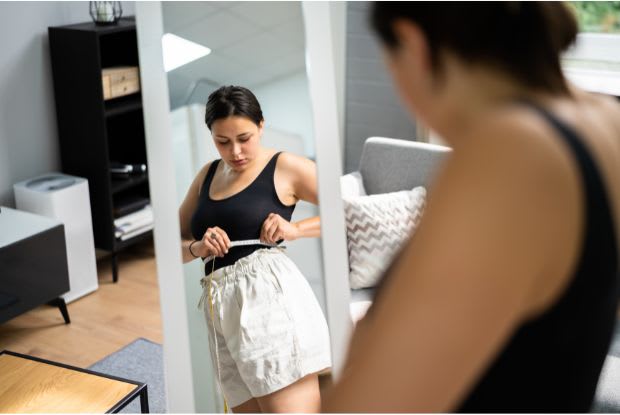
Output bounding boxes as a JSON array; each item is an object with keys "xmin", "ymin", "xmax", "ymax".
[{"xmin": 0, "ymin": 207, "xmax": 71, "ymax": 324}]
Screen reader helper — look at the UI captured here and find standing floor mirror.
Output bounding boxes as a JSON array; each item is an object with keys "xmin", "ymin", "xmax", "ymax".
[{"xmin": 135, "ymin": 2, "xmax": 352, "ymax": 412}]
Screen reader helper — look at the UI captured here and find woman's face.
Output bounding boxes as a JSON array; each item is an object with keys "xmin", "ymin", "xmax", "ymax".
[{"xmin": 211, "ymin": 115, "xmax": 263, "ymax": 172}]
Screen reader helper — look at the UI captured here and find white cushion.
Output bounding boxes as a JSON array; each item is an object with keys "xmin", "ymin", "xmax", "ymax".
[
  {"xmin": 340, "ymin": 172, "xmax": 367, "ymax": 198},
  {"xmin": 343, "ymin": 186, "xmax": 426, "ymax": 289},
  {"xmin": 349, "ymin": 288, "xmax": 375, "ymax": 323}
]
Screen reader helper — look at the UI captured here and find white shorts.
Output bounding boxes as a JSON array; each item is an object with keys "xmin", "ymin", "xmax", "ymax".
[{"xmin": 199, "ymin": 247, "xmax": 332, "ymax": 408}]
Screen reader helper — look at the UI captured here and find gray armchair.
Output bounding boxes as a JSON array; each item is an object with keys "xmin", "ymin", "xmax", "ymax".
[
  {"xmin": 340, "ymin": 136, "xmax": 451, "ymax": 319},
  {"xmin": 357, "ymin": 136, "xmax": 452, "ymax": 196}
]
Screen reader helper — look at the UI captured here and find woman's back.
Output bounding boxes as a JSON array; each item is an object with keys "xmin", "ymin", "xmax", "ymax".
[{"xmin": 455, "ymin": 95, "xmax": 620, "ymax": 411}]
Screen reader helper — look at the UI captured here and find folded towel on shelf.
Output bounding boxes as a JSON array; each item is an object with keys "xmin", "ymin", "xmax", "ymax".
[
  {"xmin": 118, "ymin": 223, "xmax": 154, "ymax": 241},
  {"xmin": 114, "ymin": 205, "xmax": 153, "ymax": 239}
]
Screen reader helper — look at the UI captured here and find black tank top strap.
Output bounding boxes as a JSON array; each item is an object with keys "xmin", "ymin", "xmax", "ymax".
[
  {"xmin": 200, "ymin": 159, "xmax": 221, "ymax": 195},
  {"xmin": 520, "ymin": 101, "xmax": 618, "ymax": 261},
  {"xmin": 254, "ymin": 151, "xmax": 290, "ymax": 207},
  {"xmin": 520, "ymin": 102, "xmax": 610, "ymax": 212},
  {"xmin": 263, "ymin": 151, "xmax": 283, "ymax": 177}
]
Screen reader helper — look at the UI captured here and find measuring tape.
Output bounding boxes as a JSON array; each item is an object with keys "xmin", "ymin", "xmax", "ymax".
[
  {"xmin": 201, "ymin": 239, "xmax": 284, "ymax": 412},
  {"xmin": 201, "ymin": 239, "xmax": 283, "ymax": 264}
]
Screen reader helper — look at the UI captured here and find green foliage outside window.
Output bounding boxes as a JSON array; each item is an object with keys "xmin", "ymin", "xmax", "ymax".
[{"xmin": 570, "ymin": 2, "xmax": 620, "ymax": 33}]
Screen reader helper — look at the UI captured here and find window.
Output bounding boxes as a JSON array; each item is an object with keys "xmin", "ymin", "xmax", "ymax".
[
  {"xmin": 571, "ymin": 2, "xmax": 620, "ymax": 34},
  {"xmin": 563, "ymin": 2, "xmax": 620, "ymax": 95}
]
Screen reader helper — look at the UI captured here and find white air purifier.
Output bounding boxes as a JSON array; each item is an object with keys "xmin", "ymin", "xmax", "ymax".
[{"xmin": 14, "ymin": 173, "xmax": 98, "ymax": 303}]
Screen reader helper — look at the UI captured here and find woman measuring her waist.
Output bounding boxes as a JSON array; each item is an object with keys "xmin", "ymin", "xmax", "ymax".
[{"xmin": 178, "ymin": 85, "xmax": 331, "ymax": 413}]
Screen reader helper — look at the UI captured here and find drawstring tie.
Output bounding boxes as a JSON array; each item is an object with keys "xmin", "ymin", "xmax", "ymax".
[{"xmin": 197, "ymin": 239, "xmax": 284, "ymax": 413}]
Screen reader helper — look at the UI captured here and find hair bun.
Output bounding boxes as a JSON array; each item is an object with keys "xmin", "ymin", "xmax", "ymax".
[{"xmin": 534, "ymin": 2, "xmax": 578, "ymax": 53}]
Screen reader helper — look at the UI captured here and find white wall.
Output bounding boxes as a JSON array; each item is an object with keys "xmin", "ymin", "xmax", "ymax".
[
  {"xmin": 344, "ymin": 2, "xmax": 417, "ymax": 173},
  {"xmin": 330, "ymin": 1, "xmax": 347, "ymax": 163},
  {"xmin": 0, "ymin": 1, "xmax": 134, "ymax": 207},
  {"xmin": 253, "ymin": 71, "xmax": 316, "ymax": 158}
]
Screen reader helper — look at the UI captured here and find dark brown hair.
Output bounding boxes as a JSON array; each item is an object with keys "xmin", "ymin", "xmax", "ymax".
[
  {"xmin": 205, "ymin": 86, "xmax": 264, "ymax": 130},
  {"xmin": 371, "ymin": 2, "xmax": 578, "ymax": 95}
]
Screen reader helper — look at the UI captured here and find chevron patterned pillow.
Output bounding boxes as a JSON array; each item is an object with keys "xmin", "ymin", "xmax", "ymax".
[{"xmin": 343, "ymin": 186, "xmax": 426, "ymax": 289}]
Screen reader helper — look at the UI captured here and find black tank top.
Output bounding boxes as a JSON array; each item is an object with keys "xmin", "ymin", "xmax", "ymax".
[
  {"xmin": 457, "ymin": 104, "xmax": 619, "ymax": 412},
  {"xmin": 373, "ymin": 103, "xmax": 619, "ymax": 412},
  {"xmin": 190, "ymin": 152, "xmax": 296, "ymax": 273}
]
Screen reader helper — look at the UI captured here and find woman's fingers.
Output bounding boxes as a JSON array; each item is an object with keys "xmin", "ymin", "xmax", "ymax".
[
  {"xmin": 202, "ymin": 231, "xmax": 217, "ymax": 256},
  {"xmin": 216, "ymin": 227, "xmax": 231, "ymax": 250},
  {"xmin": 270, "ymin": 214, "xmax": 284, "ymax": 242},
  {"xmin": 264, "ymin": 219, "xmax": 279, "ymax": 243},
  {"xmin": 212, "ymin": 234, "xmax": 226, "ymax": 256},
  {"xmin": 260, "ymin": 216, "xmax": 270, "ymax": 243},
  {"xmin": 260, "ymin": 217, "xmax": 270, "ymax": 243},
  {"xmin": 205, "ymin": 218, "xmax": 287, "ymax": 254},
  {"xmin": 204, "ymin": 227, "xmax": 228, "ymax": 257},
  {"xmin": 212, "ymin": 228, "xmax": 229, "ymax": 255},
  {"xmin": 262, "ymin": 214, "xmax": 286, "ymax": 243}
]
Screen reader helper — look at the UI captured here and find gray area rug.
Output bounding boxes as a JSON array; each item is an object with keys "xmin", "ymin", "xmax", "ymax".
[
  {"xmin": 88, "ymin": 338, "xmax": 166, "ymax": 413},
  {"xmin": 593, "ymin": 320, "xmax": 620, "ymax": 412},
  {"xmin": 83, "ymin": 326, "xmax": 620, "ymax": 413}
]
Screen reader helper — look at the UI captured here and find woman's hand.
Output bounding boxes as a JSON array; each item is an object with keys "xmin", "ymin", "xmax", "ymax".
[
  {"xmin": 200, "ymin": 226, "xmax": 231, "ymax": 257},
  {"xmin": 260, "ymin": 213, "xmax": 300, "ymax": 243}
]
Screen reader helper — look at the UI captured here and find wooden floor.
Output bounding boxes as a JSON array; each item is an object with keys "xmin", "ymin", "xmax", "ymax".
[{"xmin": 0, "ymin": 239, "xmax": 162, "ymax": 368}]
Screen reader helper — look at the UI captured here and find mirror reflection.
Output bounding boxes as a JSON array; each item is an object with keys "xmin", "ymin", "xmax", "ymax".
[{"xmin": 161, "ymin": 2, "xmax": 332, "ymax": 412}]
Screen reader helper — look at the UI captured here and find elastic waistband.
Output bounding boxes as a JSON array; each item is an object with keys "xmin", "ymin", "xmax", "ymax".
[
  {"xmin": 198, "ymin": 246, "xmax": 287, "ymax": 310},
  {"xmin": 201, "ymin": 246, "xmax": 286, "ymax": 283},
  {"xmin": 202, "ymin": 239, "xmax": 281, "ymax": 265}
]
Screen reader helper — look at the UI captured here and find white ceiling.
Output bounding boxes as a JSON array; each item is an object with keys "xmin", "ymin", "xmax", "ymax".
[{"xmin": 162, "ymin": 1, "xmax": 306, "ymax": 109}]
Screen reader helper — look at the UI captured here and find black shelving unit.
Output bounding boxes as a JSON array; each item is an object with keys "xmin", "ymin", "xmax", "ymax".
[{"xmin": 48, "ymin": 18, "xmax": 151, "ymax": 283}]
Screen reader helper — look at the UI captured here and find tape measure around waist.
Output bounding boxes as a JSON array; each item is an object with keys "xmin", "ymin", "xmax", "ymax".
[{"xmin": 201, "ymin": 239, "xmax": 283, "ymax": 264}]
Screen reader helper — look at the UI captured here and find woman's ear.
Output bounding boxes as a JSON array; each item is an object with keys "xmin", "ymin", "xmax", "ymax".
[
  {"xmin": 392, "ymin": 19, "xmax": 432, "ymax": 78},
  {"xmin": 258, "ymin": 120, "xmax": 265, "ymax": 136}
]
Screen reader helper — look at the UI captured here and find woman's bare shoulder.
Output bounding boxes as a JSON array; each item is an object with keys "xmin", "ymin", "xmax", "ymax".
[
  {"xmin": 275, "ymin": 151, "xmax": 315, "ymax": 173},
  {"xmin": 588, "ymin": 93, "xmax": 620, "ymax": 144},
  {"xmin": 574, "ymin": 85, "xmax": 620, "ymax": 113},
  {"xmin": 272, "ymin": 151, "xmax": 317, "ymax": 203},
  {"xmin": 458, "ymin": 104, "xmax": 572, "ymax": 174},
  {"xmin": 277, "ymin": 151, "xmax": 312, "ymax": 163}
]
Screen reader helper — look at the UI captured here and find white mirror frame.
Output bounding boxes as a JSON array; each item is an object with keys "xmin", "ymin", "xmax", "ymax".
[
  {"xmin": 136, "ymin": 2, "xmax": 354, "ymax": 411},
  {"xmin": 136, "ymin": 3, "xmax": 198, "ymax": 412},
  {"xmin": 302, "ymin": 2, "xmax": 353, "ymax": 380}
]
